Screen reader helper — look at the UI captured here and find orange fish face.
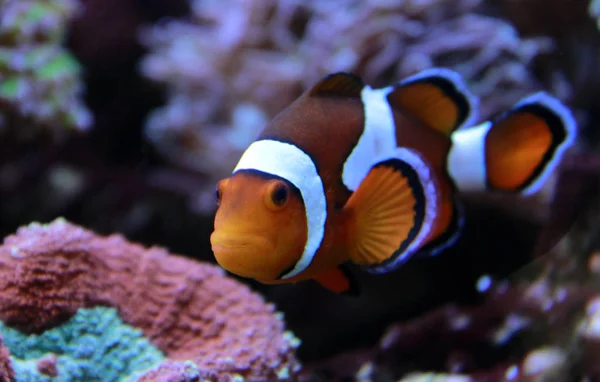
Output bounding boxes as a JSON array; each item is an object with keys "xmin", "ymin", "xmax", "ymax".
[{"xmin": 210, "ymin": 171, "xmax": 308, "ymax": 282}]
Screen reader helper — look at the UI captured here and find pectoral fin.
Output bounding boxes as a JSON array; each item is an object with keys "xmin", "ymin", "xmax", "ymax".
[{"xmin": 344, "ymin": 150, "xmax": 439, "ymax": 273}]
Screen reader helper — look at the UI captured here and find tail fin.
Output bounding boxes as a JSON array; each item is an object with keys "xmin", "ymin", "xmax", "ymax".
[{"xmin": 447, "ymin": 92, "xmax": 577, "ymax": 195}]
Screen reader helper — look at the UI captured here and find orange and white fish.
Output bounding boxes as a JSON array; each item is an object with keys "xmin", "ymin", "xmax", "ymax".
[{"xmin": 210, "ymin": 68, "xmax": 576, "ymax": 294}]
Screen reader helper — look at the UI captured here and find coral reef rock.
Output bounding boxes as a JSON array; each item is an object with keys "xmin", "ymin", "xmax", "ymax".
[{"xmin": 0, "ymin": 218, "xmax": 301, "ymax": 381}]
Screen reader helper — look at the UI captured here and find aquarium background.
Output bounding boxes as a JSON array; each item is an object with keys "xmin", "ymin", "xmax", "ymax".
[{"xmin": 1, "ymin": 0, "xmax": 600, "ymax": 380}]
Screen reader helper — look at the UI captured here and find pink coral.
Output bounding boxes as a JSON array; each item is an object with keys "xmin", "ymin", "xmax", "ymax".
[
  {"xmin": 0, "ymin": 335, "xmax": 14, "ymax": 382},
  {"xmin": 36, "ymin": 354, "xmax": 58, "ymax": 377},
  {"xmin": 0, "ymin": 218, "xmax": 300, "ymax": 380},
  {"xmin": 136, "ymin": 360, "xmax": 217, "ymax": 382}
]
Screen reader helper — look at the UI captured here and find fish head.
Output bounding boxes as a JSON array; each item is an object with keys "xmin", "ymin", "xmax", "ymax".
[{"xmin": 211, "ymin": 171, "xmax": 308, "ymax": 282}]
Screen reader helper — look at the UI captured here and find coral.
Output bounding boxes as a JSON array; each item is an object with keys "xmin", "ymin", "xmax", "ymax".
[
  {"xmin": 36, "ymin": 354, "xmax": 58, "ymax": 377},
  {"xmin": 311, "ymin": 275, "xmax": 600, "ymax": 381},
  {"xmin": 136, "ymin": 361, "xmax": 208, "ymax": 382},
  {"xmin": 140, "ymin": 0, "xmax": 564, "ymax": 211},
  {"xmin": 0, "ymin": 334, "xmax": 14, "ymax": 381},
  {"xmin": 0, "ymin": 218, "xmax": 301, "ymax": 380},
  {"xmin": 0, "ymin": 0, "xmax": 92, "ymax": 135},
  {"xmin": 1, "ymin": 306, "xmax": 164, "ymax": 381}
]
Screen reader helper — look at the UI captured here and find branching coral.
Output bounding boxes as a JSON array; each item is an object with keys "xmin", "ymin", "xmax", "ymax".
[
  {"xmin": 0, "ymin": 218, "xmax": 301, "ymax": 380},
  {"xmin": 0, "ymin": 0, "xmax": 92, "ymax": 135},
  {"xmin": 140, "ymin": 0, "xmax": 564, "ymax": 211}
]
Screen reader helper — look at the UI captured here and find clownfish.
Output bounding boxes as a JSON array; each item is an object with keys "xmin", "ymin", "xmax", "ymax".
[{"xmin": 210, "ymin": 68, "xmax": 576, "ymax": 294}]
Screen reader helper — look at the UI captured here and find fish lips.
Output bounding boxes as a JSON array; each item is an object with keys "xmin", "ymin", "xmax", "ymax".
[{"xmin": 210, "ymin": 231, "xmax": 276, "ymax": 280}]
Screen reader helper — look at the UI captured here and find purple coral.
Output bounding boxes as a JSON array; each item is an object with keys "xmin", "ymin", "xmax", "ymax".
[
  {"xmin": 0, "ymin": 335, "xmax": 14, "ymax": 381},
  {"xmin": 0, "ymin": 218, "xmax": 301, "ymax": 380}
]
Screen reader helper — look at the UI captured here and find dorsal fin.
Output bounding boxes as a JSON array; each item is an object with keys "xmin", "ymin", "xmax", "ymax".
[
  {"xmin": 308, "ymin": 72, "xmax": 364, "ymax": 98},
  {"xmin": 387, "ymin": 68, "xmax": 478, "ymax": 136}
]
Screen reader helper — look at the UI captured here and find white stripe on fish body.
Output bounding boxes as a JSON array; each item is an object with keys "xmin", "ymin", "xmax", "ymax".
[
  {"xmin": 341, "ymin": 85, "xmax": 397, "ymax": 191},
  {"xmin": 344, "ymin": 82, "xmax": 448, "ymax": 272},
  {"xmin": 233, "ymin": 139, "xmax": 327, "ymax": 279},
  {"xmin": 447, "ymin": 121, "xmax": 492, "ymax": 193}
]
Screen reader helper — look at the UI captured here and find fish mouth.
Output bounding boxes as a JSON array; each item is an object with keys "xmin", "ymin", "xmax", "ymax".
[
  {"xmin": 210, "ymin": 235, "xmax": 255, "ymax": 249},
  {"xmin": 210, "ymin": 231, "xmax": 275, "ymax": 279},
  {"xmin": 210, "ymin": 232, "xmax": 272, "ymax": 251}
]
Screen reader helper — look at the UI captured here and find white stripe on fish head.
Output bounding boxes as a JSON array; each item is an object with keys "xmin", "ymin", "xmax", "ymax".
[{"xmin": 233, "ymin": 139, "xmax": 327, "ymax": 279}]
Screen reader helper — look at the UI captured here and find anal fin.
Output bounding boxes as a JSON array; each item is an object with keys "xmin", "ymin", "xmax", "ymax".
[
  {"xmin": 313, "ymin": 265, "xmax": 360, "ymax": 295},
  {"xmin": 419, "ymin": 193, "xmax": 464, "ymax": 256}
]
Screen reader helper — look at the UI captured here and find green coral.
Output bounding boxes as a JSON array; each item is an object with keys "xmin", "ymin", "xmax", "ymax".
[
  {"xmin": 0, "ymin": 0, "xmax": 92, "ymax": 133},
  {"xmin": 0, "ymin": 307, "xmax": 165, "ymax": 382}
]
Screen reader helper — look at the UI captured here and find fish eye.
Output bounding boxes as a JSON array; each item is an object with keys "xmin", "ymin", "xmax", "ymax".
[
  {"xmin": 265, "ymin": 180, "xmax": 289, "ymax": 210},
  {"xmin": 272, "ymin": 183, "xmax": 288, "ymax": 206}
]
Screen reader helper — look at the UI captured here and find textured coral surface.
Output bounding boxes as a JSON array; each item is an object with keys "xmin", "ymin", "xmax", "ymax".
[
  {"xmin": 0, "ymin": 335, "xmax": 14, "ymax": 381},
  {"xmin": 1, "ymin": 306, "xmax": 164, "ymax": 381},
  {"xmin": 137, "ymin": 360, "xmax": 230, "ymax": 382},
  {"xmin": 0, "ymin": 218, "xmax": 300, "ymax": 380}
]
